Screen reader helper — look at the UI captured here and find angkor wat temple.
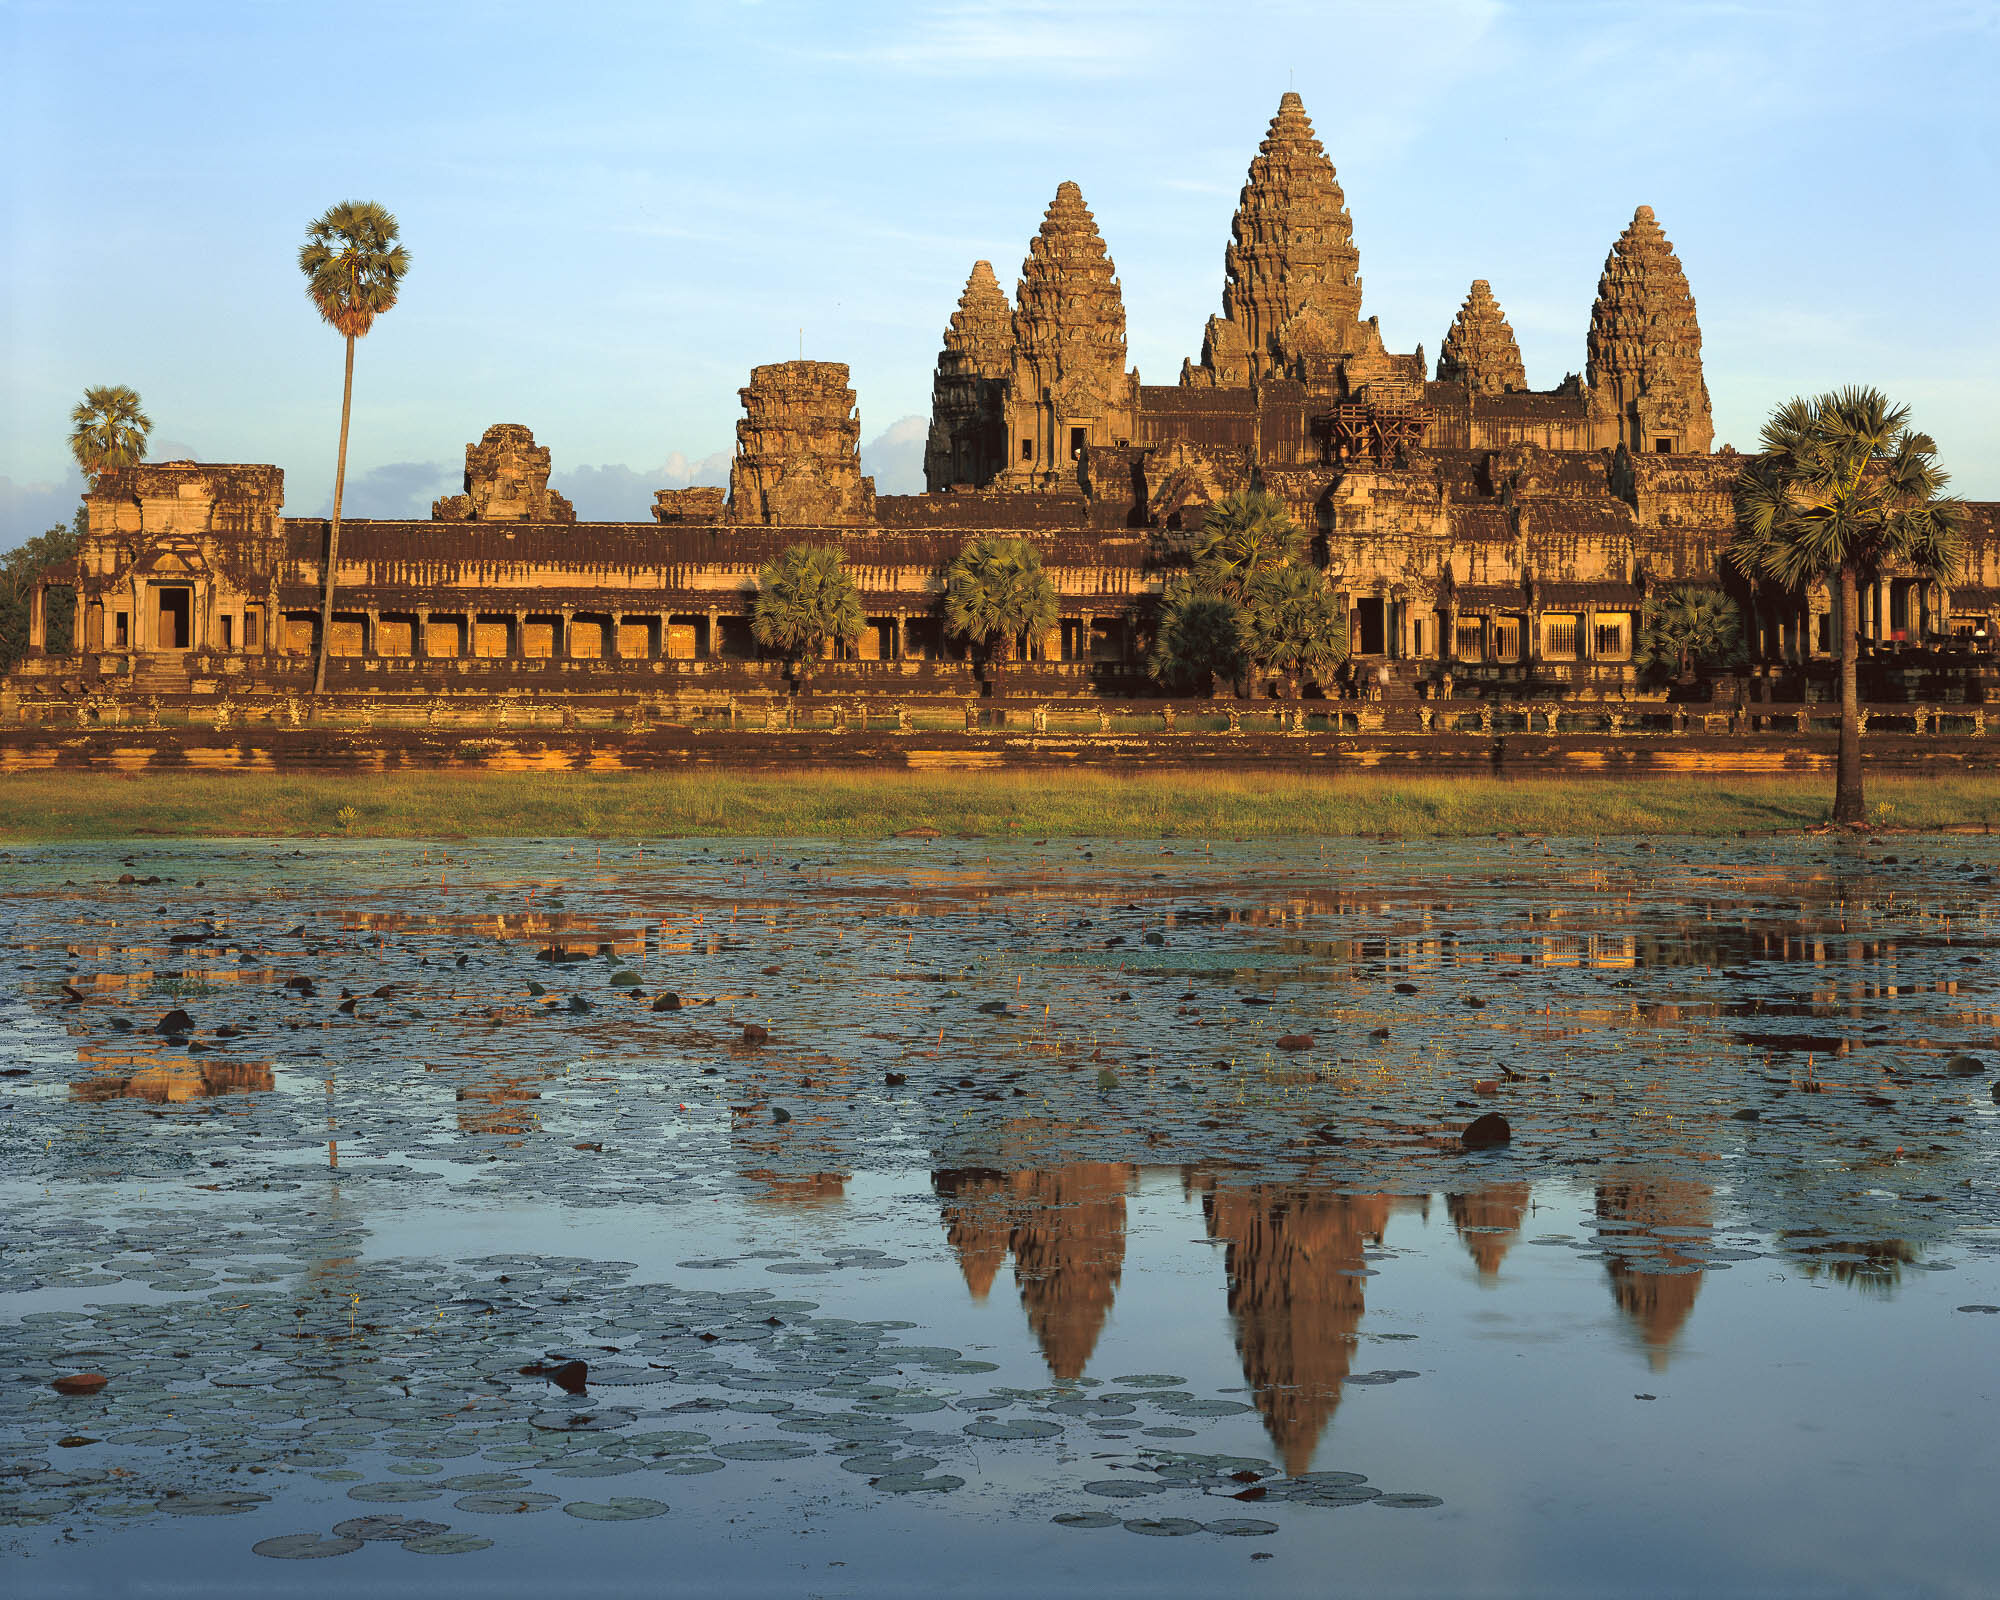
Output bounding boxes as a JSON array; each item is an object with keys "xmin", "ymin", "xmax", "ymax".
[{"xmin": 14, "ymin": 92, "xmax": 1999, "ymax": 726}]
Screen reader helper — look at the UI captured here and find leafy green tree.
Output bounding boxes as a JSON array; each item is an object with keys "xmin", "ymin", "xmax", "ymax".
[
  {"xmin": 752, "ymin": 543, "xmax": 865, "ymax": 693},
  {"xmin": 942, "ymin": 535, "xmax": 1059, "ymax": 696},
  {"xmin": 0, "ymin": 509, "xmax": 86, "ymax": 672},
  {"xmin": 1175, "ymin": 489, "xmax": 1344, "ymax": 694},
  {"xmin": 1731, "ymin": 387, "xmax": 1964, "ymax": 824},
  {"xmin": 1635, "ymin": 586, "xmax": 1746, "ymax": 681},
  {"xmin": 1148, "ymin": 585, "xmax": 1247, "ymax": 697},
  {"xmin": 299, "ymin": 200, "xmax": 410, "ymax": 693},
  {"xmin": 1244, "ymin": 563, "xmax": 1348, "ymax": 696},
  {"xmin": 1191, "ymin": 489, "xmax": 1305, "ymax": 595},
  {"xmin": 68, "ymin": 386, "xmax": 151, "ymax": 480}
]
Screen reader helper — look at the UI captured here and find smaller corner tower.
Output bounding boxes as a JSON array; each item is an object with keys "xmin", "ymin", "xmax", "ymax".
[
  {"xmin": 1437, "ymin": 280, "xmax": 1528, "ymax": 396},
  {"xmin": 923, "ymin": 260, "xmax": 1015, "ymax": 491}
]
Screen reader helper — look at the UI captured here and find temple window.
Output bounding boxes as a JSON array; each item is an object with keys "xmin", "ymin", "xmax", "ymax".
[
  {"xmin": 244, "ymin": 606, "xmax": 262, "ymax": 649},
  {"xmin": 329, "ymin": 614, "xmax": 366, "ymax": 657},
  {"xmin": 1593, "ymin": 614, "xmax": 1631, "ymax": 659},
  {"xmin": 1021, "ymin": 438, "xmax": 1034, "ymax": 460},
  {"xmin": 1654, "ymin": 437, "xmax": 1673, "ymax": 453},
  {"xmin": 220, "ymin": 615, "xmax": 234, "ymax": 650},
  {"xmin": 1455, "ymin": 619, "xmax": 1485, "ymax": 662},
  {"xmin": 1492, "ymin": 618, "xmax": 1522, "ymax": 662},
  {"xmin": 1541, "ymin": 614, "xmax": 1580, "ymax": 661},
  {"xmin": 426, "ymin": 615, "xmax": 467, "ymax": 657},
  {"xmin": 1070, "ymin": 427, "xmax": 1087, "ymax": 459},
  {"xmin": 114, "ymin": 611, "xmax": 129, "ymax": 649}
]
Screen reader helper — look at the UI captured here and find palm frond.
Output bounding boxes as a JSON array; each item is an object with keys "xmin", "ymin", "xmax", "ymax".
[
  {"xmin": 299, "ymin": 200, "xmax": 410, "ymax": 339},
  {"xmin": 1148, "ymin": 591, "xmax": 1246, "ymax": 694},
  {"xmin": 68, "ymin": 384, "xmax": 152, "ymax": 478},
  {"xmin": 1730, "ymin": 387, "xmax": 1961, "ymax": 595},
  {"xmin": 752, "ymin": 544, "xmax": 865, "ymax": 658},
  {"xmin": 942, "ymin": 536, "xmax": 1058, "ymax": 656}
]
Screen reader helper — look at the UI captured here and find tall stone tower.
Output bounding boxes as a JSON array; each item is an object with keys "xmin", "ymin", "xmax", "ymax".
[
  {"xmin": 1000, "ymin": 181, "xmax": 1134, "ymax": 489},
  {"xmin": 1437, "ymin": 280, "xmax": 1528, "ymax": 396},
  {"xmin": 727, "ymin": 361, "xmax": 875, "ymax": 526},
  {"xmin": 1585, "ymin": 206, "xmax": 1713, "ymax": 455},
  {"xmin": 1200, "ymin": 91, "xmax": 1366, "ymax": 386},
  {"xmin": 923, "ymin": 260, "xmax": 1015, "ymax": 491}
]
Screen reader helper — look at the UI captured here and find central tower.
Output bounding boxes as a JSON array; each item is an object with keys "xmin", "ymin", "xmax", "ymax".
[{"xmin": 1197, "ymin": 91, "xmax": 1368, "ymax": 386}]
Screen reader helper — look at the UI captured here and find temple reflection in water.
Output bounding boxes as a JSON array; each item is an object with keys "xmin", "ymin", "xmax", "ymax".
[
  {"xmin": 1596, "ymin": 1177, "xmax": 1714, "ymax": 1371},
  {"xmin": 929, "ymin": 1163, "xmax": 1752, "ymax": 1473},
  {"xmin": 933, "ymin": 1164, "xmax": 1135, "ymax": 1379}
]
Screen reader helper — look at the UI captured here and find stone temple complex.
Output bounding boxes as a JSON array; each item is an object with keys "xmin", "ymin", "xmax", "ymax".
[{"xmin": 11, "ymin": 91, "xmax": 1999, "ymax": 737}]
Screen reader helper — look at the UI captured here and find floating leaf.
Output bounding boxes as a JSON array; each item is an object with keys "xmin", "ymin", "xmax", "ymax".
[
  {"xmin": 561, "ymin": 1496, "xmax": 670, "ymax": 1521},
  {"xmin": 251, "ymin": 1533, "xmax": 363, "ymax": 1559}
]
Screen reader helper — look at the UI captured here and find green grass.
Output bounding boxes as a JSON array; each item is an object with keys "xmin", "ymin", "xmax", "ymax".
[{"xmin": 0, "ymin": 770, "xmax": 1995, "ymax": 840}]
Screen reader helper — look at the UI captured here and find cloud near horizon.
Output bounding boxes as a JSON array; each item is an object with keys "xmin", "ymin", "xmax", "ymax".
[
  {"xmin": 0, "ymin": 472, "xmax": 87, "ymax": 553},
  {"xmin": 4, "ymin": 414, "xmax": 935, "ymax": 539},
  {"xmin": 306, "ymin": 415, "xmax": 928, "ymax": 521}
]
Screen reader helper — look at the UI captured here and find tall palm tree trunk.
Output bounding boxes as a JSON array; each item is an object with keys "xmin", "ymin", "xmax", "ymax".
[
  {"xmin": 1834, "ymin": 562, "xmax": 1865, "ymax": 824},
  {"xmin": 314, "ymin": 334, "xmax": 355, "ymax": 695}
]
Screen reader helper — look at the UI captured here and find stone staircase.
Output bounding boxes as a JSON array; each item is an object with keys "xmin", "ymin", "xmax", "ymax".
[{"xmin": 128, "ymin": 657, "xmax": 194, "ymax": 695}]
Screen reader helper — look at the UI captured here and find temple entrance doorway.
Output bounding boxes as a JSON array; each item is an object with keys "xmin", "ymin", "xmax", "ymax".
[
  {"xmin": 155, "ymin": 586, "xmax": 192, "ymax": 650},
  {"xmin": 1354, "ymin": 597, "xmax": 1386, "ymax": 656}
]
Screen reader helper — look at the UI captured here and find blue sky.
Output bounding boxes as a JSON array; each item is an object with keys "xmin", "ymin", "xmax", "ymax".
[{"xmin": 3, "ymin": 0, "xmax": 1995, "ymax": 546}]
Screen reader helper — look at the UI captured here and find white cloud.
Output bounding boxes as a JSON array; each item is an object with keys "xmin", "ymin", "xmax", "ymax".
[
  {"xmin": 820, "ymin": 0, "xmax": 1165, "ymax": 78},
  {"xmin": 313, "ymin": 461, "xmax": 458, "ymax": 520},
  {"xmin": 862, "ymin": 415, "xmax": 929, "ymax": 496},
  {"xmin": 553, "ymin": 453, "xmax": 732, "ymax": 521},
  {"xmin": 0, "ymin": 470, "xmax": 86, "ymax": 554}
]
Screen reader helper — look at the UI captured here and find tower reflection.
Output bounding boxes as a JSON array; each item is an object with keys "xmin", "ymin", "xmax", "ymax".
[
  {"xmin": 933, "ymin": 1163, "xmax": 1135, "ymax": 1379},
  {"xmin": 1595, "ymin": 1177, "xmax": 1714, "ymax": 1369}
]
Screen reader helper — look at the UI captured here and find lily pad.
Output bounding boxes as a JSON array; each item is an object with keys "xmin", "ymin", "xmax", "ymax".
[
  {"xmin": 402, "ymin": 1533, "xmax": 496, "ymax": 1553},
  {"xmin": 871, "ymin": 1472, "xmax": 964, "ymax": 1493},
  {"xmin": 347, "ymin": 1483, "xmax": 444, "ymax": 1503},
  {"xmin": 561, "ymin": 1496, "xmax": 669, "ymax": 1521},
  {"xmin": 454, "ymin": 1493, "xmax": 560, "ymax": 1514},
  {"xmin": 252, "ymin": 1533, "xmax": 364, "ymax": 1559},
  {"xmin": 964, "ymin": 1419, "xmax": 1063, "ymax": 1441},
  {"xmin": 711, "ymin": 1440, "xmax": 815, "ymax": 1461}
]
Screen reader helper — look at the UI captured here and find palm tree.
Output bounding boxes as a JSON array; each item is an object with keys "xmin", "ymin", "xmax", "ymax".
[
  {"xmin": 752, "ymin": 543, "xmax": 865, "ymax": 694},
  {"xmin": 1149, "ymin": 587, "xmax": 1247, "ymax": 698},
  {"xmin": 942, "ymin": 535, "xmax": 1059, "ymax": 697},
  {"xmin": 68, "ymin": 386, "xmax": 151, "ymax": 480},
  {"xmin": 299, "ymin": 200, "xmax": 409, "ymax": 693},
  {"xmin": 1192, "ymin": 489, "xmax": 1304, "ymax": 594},
  {"xmin": 1731, "ymin": 387, "xmax": 1964, "ymax": 824},
  {"xmin": 1244, "ymin": 563, "xmax": 1348, "ymax": 697},
  {"xmin": 1636, "ymin": 586, "xmax": 1745, "ymax": 682}
]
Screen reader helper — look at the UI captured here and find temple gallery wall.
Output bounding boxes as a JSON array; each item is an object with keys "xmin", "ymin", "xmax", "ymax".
[{"xmin": 12, "ymin": 93, "xmax": 1997, "ymax": 727}]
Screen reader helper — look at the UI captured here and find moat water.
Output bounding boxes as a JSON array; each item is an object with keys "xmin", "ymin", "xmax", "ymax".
[{"xmin": 2, "ymin": 835, "xmax": 1996, "ymax": 1596}]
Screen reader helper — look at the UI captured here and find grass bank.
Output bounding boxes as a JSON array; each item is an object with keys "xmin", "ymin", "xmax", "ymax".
[{"xmin": 0, "ymin": 770, "xmax": 1995, "ymax": 840}]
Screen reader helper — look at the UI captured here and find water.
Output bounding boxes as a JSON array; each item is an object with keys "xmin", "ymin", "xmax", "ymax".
[{"xmin": 1, "ymin": 834, "xmax": 1996, "ymax": 1596}]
